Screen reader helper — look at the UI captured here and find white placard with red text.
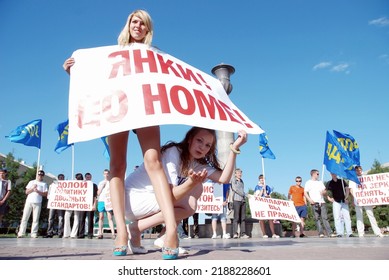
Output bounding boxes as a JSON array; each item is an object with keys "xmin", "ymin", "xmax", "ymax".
[
  {"xmin": 48, "ymin": 180, "xmax": 94, "ymax": 211},
  {"xmin": 248, "ymin": 195, "xmax": 301, "ymax": 223},
  {"xmin": 196, "ymin": 181, "xmax": 223, "ymax": 214},
  {"xmin": 68, "ymin": 43, "xmax": 263, "ymax": 143},
  {"xmin": 351, "ymin": 172, "xmax": 389, "ymax": 206}
]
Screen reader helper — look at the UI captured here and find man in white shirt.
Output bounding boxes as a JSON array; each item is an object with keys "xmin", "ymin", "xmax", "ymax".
[
  {"xmin": 18, "ymin": 170, "xmax": 48, "ymax": 238},
  {"xmin": 349, "ymin": 166, "xmax": 383, "ymax": 238},
  {"xmin": 0, "ymin": 168, "xmax": 12, "ymax": 226},
  {"xmin": 304, "ymin": 169, "xmax": 335, "ymax": 238}
]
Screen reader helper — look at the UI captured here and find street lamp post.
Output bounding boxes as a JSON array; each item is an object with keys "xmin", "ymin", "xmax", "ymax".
[{"xmin": 211, "ymin": 63, "xmax": 235, "ymax": 168}]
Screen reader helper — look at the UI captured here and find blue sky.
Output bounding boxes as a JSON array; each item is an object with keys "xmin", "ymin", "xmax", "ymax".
[{"xmin": 1, "ymin": 0, "xmax": 388, "ymax": 199}]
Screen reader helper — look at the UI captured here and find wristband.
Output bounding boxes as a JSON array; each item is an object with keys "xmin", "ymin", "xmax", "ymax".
[{"xmin": 229, "ymin": 144, "xmax": 241, "ymax": 154}]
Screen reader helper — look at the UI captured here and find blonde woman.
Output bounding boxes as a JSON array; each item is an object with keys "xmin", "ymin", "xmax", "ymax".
[{"xmin": 63, "ymin": 10, "xmax": 178, "ymax": 258}]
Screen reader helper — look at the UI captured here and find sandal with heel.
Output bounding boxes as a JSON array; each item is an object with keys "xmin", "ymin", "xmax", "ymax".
[
  {"xmin": 113, "ymin": 245, "xmax": 128, "ymax": 256},
  {"xmin": 162, "ymin": 247, "xmax": 179, "ymax": 260}
]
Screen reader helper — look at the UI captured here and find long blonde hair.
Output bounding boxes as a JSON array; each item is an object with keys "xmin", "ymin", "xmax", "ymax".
[{"xmin": 117, "ymin": 10, "xmax": 153, "ymax": 47}]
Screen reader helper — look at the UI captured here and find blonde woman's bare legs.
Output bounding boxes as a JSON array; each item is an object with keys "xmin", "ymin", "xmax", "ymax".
[
  {"xmin": 109, "ymin": 131, "xmax": 128, "ymax": 248},
  {"xmin": 137, "ymin": 126, "xmax": 178, "ymax": 250}
]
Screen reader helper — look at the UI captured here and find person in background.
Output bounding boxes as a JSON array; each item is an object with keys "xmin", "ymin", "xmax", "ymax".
[
  {"xmin": 349, "ymin": 166, "xmax": 383, "ymax": 238},
  {"xmin": 254, "ymin": 174, "xmax": 279, "ymax": 238},
  {"xmin": 0, "ymin": 168, "xmax": 12, "ymax": 226},
  {"xmin": 63, "ymin": 9, "xmax": 178, "ymax": 258},
  {"xmin": 18, "ymin": 170, "xmax": 48, "ymax": 238},
  {"xmin": 211, "ymin": 183, "xmax": 231, "ymax": 239},
  {"xmin": 97, "ymin": 169, "xmax": 115, "ymax": 239},
  {"xmin": 182, "ymin": 213, "xmax": 199, "ymax": 238},
  {"xmin": 326, "ymin": 173, "xmax": 354, "ymax": 237},
  {"xmin": 45, "ymin": 174, "xmax": 65, "ymax": 238},
  {"xmin": 304, "ymin": 169, "xmax": 336, "ymax": 238},
  {"xmin": 231, "ymin": 168, "xmax": 250, "ymax": 239},
  {"xmin": 69, "ymin": 173, "xmax": 84, "ymax": 238},
  {"xmin": 288, "ymin": 176, "xmax": 307, "ymax": 238},
  {"xmin": 78, "ymin": 172, "xmax": 98, "ymax": 239}
]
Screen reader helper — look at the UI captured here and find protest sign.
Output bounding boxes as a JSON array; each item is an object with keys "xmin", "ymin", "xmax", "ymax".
[
  {"xmin": 248, "ymin": 195, "xmax": 301, "ymax": 223},
  {"xmin": 351, "ymin": 172, "xmax": 389, "ymax": 206},
  {"xmin": 196, "ymin": 181, "xmax": 223, "ymax": 214},
  {"xmin": 48, "ymin": 180, "xmax": 94, "ymax": 211},
  {"xmin": 68, "ymin": 44, "xmax": 263, "ymax": 143}
]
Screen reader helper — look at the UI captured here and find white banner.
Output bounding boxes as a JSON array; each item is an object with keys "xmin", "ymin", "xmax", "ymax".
[
  {"xmin": 48, "ymin": 180, "xmax": 94, "ymax": 211},
  {"xmin": 196, "ymin": 182, "xmax": 223, "ymax": 214},
  {"xmin": 68, "ymin": 44, "xmax": 263, "ymax": 143},
  {"xmin": 248, "ymin": 195, "xmax": 301, "ymax": 223},
  {"xmin": 352, "ymin": 172, "xmax": 389, "ymax": 206}
]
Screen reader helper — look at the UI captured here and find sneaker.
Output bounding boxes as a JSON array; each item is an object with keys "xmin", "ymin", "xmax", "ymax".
[
  {"xmin": 154, "ymin": 237, "xmax": 164, "ymax": 248},
  {"xmin": 262, "ymin": 235, "xmax": 269, "ymax": 238},
  {"xmin": 178, "ymin": 247, "xmax": 189, "ymax": 254},
  {"xmin": 299, "ymin": 233, "xmax": 306, "ymax": 238},
  {"xmin": 211, "ymin": 233, "xmax": 218, "ymax": 239},
  {"xmin": 337, "ymin": 235, "xmax": 343, "ymax": 238},
  {"xmin": 272, "ymin": 234, "xmax": 280, "ymax": 239},
  {"xmin": 241, "ymin": 234, "xmax": 250, "ymax": 239},
  {"xmin": 330, "ymin": 233, "xmax": 337, "ymax": 238},
  {"xmin": 348, "ymin": 234, "xmax": 355, "ymax": 238},
  {"xmin": 359, "ymin": 235, "xmax": 365, "ymax": 238},
  {"xmin": 128, "ymin": 241, "xmax": 148, "ymax": 254},
  {"xmin": 377, "ymin": 234, "xmax": 384, "ymax": 238},
  {"xmin": 319, "ymin": 234, "xmax": 325, "ymax": 238},
  {"xmin": 222, "ymin": 233, "xmax": 231, "ymax": 239},
  {"xmin": 180, "ymin": 234, "xmax": 189, "ymax": 239},
  {"xmin": 233, "ymin": 234, "xmax": 239, "ymax": 239},
  {"xmin": 193, "ymin": 235, "xmax": 199, "ymax": 239}
]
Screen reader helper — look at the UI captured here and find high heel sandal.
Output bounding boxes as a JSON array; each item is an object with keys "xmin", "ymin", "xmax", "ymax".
[
  {"xmin": 162, "ymin": 247, "xmax": 179, "ymax": 260},
  {"xmin": 113, "ymin": 245, "xmax": 128, "ymax": 256}
]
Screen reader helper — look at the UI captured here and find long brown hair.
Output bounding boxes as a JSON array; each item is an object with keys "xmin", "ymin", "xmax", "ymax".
[{"xmin": 161, "ymin": 127, "xmax": 222, "ymax": 176}]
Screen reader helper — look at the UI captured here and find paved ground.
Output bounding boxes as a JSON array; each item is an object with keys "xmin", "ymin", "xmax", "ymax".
[{"xmin": 0, "ymin": 234, "xmax": 388, "ymax": 260}]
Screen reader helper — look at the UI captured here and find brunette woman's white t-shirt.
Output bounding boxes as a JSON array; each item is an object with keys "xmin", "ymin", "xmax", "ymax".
[{"xmin": 124, "ymin": 146, "xmax": 216, "ymax": 221}]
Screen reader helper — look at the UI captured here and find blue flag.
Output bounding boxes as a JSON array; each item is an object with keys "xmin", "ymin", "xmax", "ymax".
[
  {"xmin": 6, "ymin": 119, "xmax": 42, "ymax": 148},
  {"xmin": 259, "ymin": 133, "xmax": 276, "ymax": 159},
  {"xmin": 333, "ymin": 130, "xmax": 360, "ymax": 166},
  {"xmin": 323, "ymin": 131, "xmax": 360, "ymax": 184},
  {"xmin": 54, "ymin": 120, "xmax": 73, "ymax": 154},
  {"xmin": 101, "ymin": 136, "xmax": 110, "ymax": 160}
]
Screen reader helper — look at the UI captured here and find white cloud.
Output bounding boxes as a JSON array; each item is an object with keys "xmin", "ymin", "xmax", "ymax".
[
  {"xmin": 379, "ymin": 54, "xmax": 389, "ymax": 64},
  {"xmin": 312, "ymin": 62, "xmax": 332, "ymax": 70},
  {"xmin": 330, "ymin": 63, "xmax": 350, "ymax": 73},
  {"xmin": 368, "ymin": 17, "xmax": 389, "ymax": 27}
]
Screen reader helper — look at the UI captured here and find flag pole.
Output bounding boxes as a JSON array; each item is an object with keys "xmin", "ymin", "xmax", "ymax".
[
  {"xmin": 321, "ymin": 164, "xmax": 325, "ymax": 181},
  {"xmin": 261, "ymin": 157, "xmax": 266, "ymax": 186},
  {"xmin": 71, "ymin": 144, "xmax": 75, "ymax": 179},
  {"xmin": 36, "ymin": 148, "xmax": 41, "ymax": 179}
]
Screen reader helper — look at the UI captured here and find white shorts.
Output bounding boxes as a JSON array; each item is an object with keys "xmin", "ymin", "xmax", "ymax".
[{"xmin": 125, "ymin": 187, "xmax": 160, "ymax": 222}]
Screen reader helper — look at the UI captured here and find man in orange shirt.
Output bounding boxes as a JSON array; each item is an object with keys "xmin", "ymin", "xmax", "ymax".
[{"xmin": 288, "ymin": 176, "xmax": 307, "ymax": 237}]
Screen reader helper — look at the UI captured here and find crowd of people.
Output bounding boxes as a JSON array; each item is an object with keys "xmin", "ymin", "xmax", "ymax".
[{"xmin": 1, "ymin": 9, "xmax": 385, "ymax": 262}]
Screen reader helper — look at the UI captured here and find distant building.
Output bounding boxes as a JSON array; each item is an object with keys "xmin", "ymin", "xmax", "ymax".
[{"xmin": 0, "ymin": 152, "xmax": 56, "ymax": 185}]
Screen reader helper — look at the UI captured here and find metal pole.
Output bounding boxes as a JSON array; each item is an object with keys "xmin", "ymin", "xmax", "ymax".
[{"xmin": 211, "ymin": 63, "xmax": 235, "ymax": 168}]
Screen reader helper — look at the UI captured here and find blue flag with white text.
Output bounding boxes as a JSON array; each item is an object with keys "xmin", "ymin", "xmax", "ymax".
[
  {"xmin": 259, "ymin": 133, "xmax": 276, "ymax": 159},
  {"xmin": 54, "ymin": 120, "xmax": 73, "ymax": 154},
  {"xmin": 333, "ymin": 130, "xmax": 360, "ymax": 166},
  {"xmin": 323, "ymin": 131, "xmax": 360, "ymax": 184},
  {"xmin": 6, "ymin": 119, "xmax": 42, "ymax": 148}
]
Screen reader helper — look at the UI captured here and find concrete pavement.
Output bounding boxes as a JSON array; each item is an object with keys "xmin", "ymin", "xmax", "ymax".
[{"xmin": 0, "ymin": 234, "xmax": 388, "ymax": 260}]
